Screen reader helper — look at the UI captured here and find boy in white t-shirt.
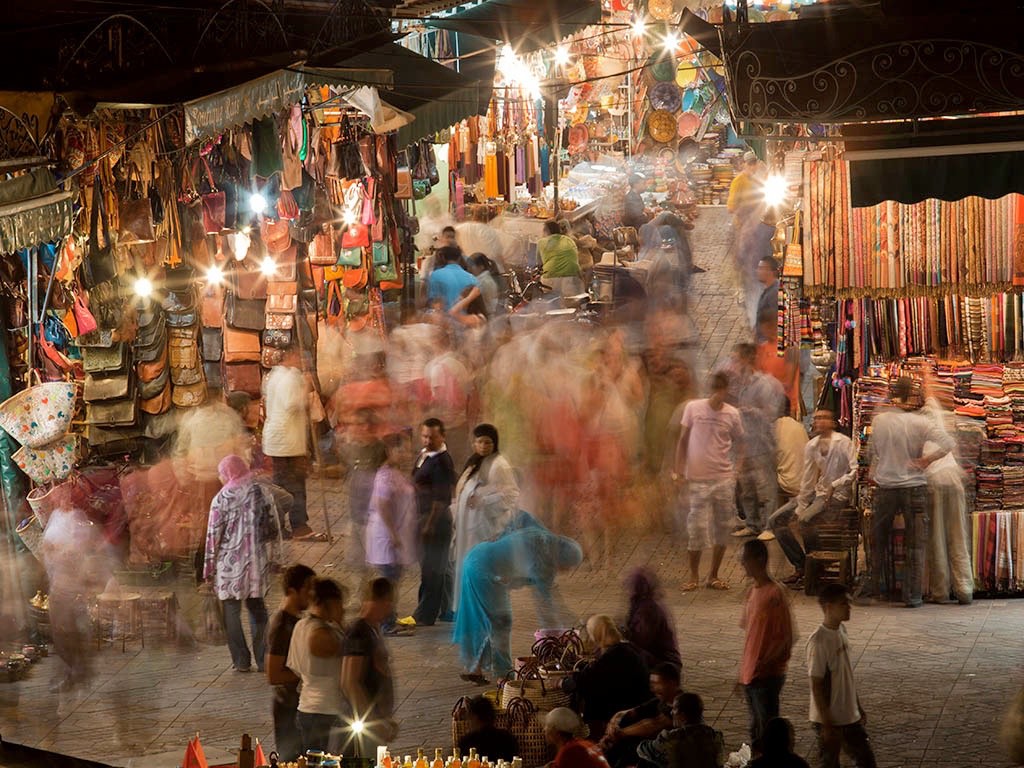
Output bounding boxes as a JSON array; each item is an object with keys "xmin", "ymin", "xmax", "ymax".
[{"xmin": 806, "ymin": 584, "xmax": 877, "ymax": 768}]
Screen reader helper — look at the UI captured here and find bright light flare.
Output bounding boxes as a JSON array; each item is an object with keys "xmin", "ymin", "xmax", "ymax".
[
  {"xmin": 206, "ymin": 265, "xmax": 224, "ymax": 285},
  {"xmin": 351, "ymin": 719, "xmax": 365, "ymax": 735},
  {"xmin": 232, "ymin": 231, "xmax": 251, "ymax": 261},
  {"xmin": 763, "ymin": 174, "xmax": 788, "ymax": 207},
  {"xmin": 133, "ymin": 277, "xmax": 153, "ymax": 298},
  {"xmin": 260, "ymin": 256, "xmax": 278, "ymax": 277},
  {"xmin": 554, "ymin": 45, "xmax": 571, "ymax": 66},
  {"xmin": 249, "ymin": 192, "xmax": 267, "ymax": 215},
  {"xmin": 663, "ymin": 31, "xmax": 679, "ymax": 53},
  {"xmin": 631, "ymin": 17, "xmax": 646, "ymax": 36}
]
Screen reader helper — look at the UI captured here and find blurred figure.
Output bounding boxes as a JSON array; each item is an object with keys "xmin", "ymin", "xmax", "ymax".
[
  {"xmin": 623, "ymin": 175, "xmax": 648, "ymax": 230},
  {"xmin": 341, "ymin": 408, "xmax": 388, "ymax": 569},
  {"xmin": 807, "ymin": 584, "xmax": 877, "ymax": 768},
  {"xmin": 635, "ymin": 692, "xmax": 724, "ymax": 768},
  {"xmin": 866, "ymin": 377, "xmax": 953, "ymax": 607},
  {"xmin": 203, "ymin": 454, "xmax": 280, "ymax": 673},
  {"xmin": 921, "ymin": 395, "xmax": 974, "ymax": 605},
  {"xmin": 467, "ymin": 252, "xmax": 504, "ymax": 317},
  {"xmin": 454, "ymin": 514, "xmax": 581, "ymax": 683},
  {"xmin": 759, "ymin": 398, "xmax": 808, "ymax": 543},
  {"xmin": 458, "ymin": 695, "xmax": 520, "ymax": 762},
  {"xmin": 288, "ymin": 578, "xmax": 347, "ymax": 752},
  {"xmin": 754, "ymin": 256, "xmax": 780, "ymax": 340},
  {"xmin": 624, "ymin": 568, "xmax": 682, "ymax": 669},
  {"xmin": 365, "ymin": 433, "xmax": 419, "ymax": 632},
  {"xmin": 538, "ymin": 220, "xmax": 584, "ymax": 297},
  {"xmin": 755, "ymin": 312, "xmax": 800, "ymax": 419},
  {"xmin": 739, "ymin": 539, "xmax": 796, "ymax": 745},
  {"xmin": 674, "ymin": 373, "xmax": 744, "ymax": 591},
  {"xmin": 263, "ymin": 365, "xmax": 322, "ymax": 540},
  {"xmin": 545, "ymin": 707, "xmax": 610, "ymax": 768},
  {"xmin": 42, "ymin": 506, "xmax": 115, "ymax": 693},
  {"xmin": 564, "ymin": 615, "xmax": 650, "ymax": 740},
  {"xmin": 405, "ymin": 418, "xmax": 457, "ymax": 627},
  {"xmin": 341, "ymin": 578, "xmax": 399, "ymax": 757},
  {"xmin": 266, "ymin": 564, "xmax": 316, "ymax": 760},
  {"xmin": 453, "ymin": 423, "xmax": 519, "ymax": 611},
  {"xmin": 429, "ymin": 246, "xmax": 480, "ymax": 313},
  {"xmin": 727, "ymin": 152, "xmax": 766, "ymax": 310},
  {"xmin": 768, "ymin": 409, "xmax": 855, "ymax": 588},
  {"xmin": 599, "ymin": 663, "xmax": 682, "ymax": 767},
  {"xmin": 748, "ymin": 717, "xmax": 810, "ymax": 768}
]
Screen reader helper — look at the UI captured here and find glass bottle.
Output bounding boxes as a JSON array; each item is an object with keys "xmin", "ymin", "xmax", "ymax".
[
  {"xmin": 432, "ymin": 749, "xmax": 444, "ymax": 768},
  {"xmin": 467, "ymin": 749, "xmax": 480, "ymax": 768},
  {"xmin": 415, "ymin": 750, "xmax": 428, "ymax": 768},
  {"xmin": 450, "ymin": 750, "xmax": 462, "ymax": 768}
]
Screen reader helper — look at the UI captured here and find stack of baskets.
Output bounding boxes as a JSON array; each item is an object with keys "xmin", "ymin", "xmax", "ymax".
[{"xmin": 452, "ymin": 631, "xmax": 589, "ymax": 768}]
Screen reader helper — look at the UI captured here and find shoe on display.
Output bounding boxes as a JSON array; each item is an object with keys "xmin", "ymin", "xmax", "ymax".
[
  {"xmin": 756, "ymin": 530, "xmax": 775, "ymax": 542},
  {"xmin": 731, "ymin": 527, "xmax": 757, "ymax": 537}
]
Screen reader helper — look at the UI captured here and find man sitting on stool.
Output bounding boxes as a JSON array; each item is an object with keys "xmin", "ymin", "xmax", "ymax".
[{"xmin": 767, "ymin": 409, "xmax": 856, "ymax": 589}]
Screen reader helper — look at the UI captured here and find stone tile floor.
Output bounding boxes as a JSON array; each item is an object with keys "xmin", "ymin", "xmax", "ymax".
[{"xmin": 2, "ymin": 209, "xmax": 1021, "ymax": 767}]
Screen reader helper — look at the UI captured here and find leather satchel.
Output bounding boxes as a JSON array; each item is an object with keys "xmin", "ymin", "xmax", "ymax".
[
  {"xmin": 136, "ymin": 332, "xmax": 167, "ymax": 362},
  {"xmin": 84, "ymin": 373, "xmax": 132, "ymax": 402},
  {"xmin": 225, "ymin": 292, "xmax": 266, "ymax": 330},
  {"xmin": 83, "ymin": 343, "xmax": 128, "ymax": 375},
  {"xmin": 138, "ymin": 345, "xmax": 168, "ymax": 382},
  {"xmin": 265, "ymin": 312, "xmax": 294, "ymax": 330},
  {"xmin": 309, "ymin": 228, "xmax": 337, "ymax": 266},
  {"xmin": 87, "ymin": 396, "xmax": 139, "ymax": 426},
  {"xmin": 266, "ymin": 280, "xmax": 297, "ymax": 295},
  {"xmin": 141, "ymin": 381, "xmax": 172, "ymax": 414},
  {"xmin": 223, "ymin": 327, "xmax": 261, "ymax": 362},
  {"xmin": 168, "ymin": 323, "xmax": 199, "ymax": 341},
  {"xmin": 204, "ymin": 360, "xmax": 223, "ymax": 389},
  {"xmin": 224, "ymin": 362, "xmax": 262, "ymax": 396},
  {"xmin": 201, "ymin": 286, "xmax": 224, "ymax": 327},
  {"xmin": 233, "ymin": 269, "xmax": 268, "ymax": 300},
  {"xmin": 134, "ymin": 313, "xmax": 166, "ymax": 348},
  {"xmin": 261, "ymin": 218, "xmax": 292, "ymax": 254},
  {"xmin": 172, "ymin": 380, "xmax": 208, "ymax": 408},
  {"xmin": 266, "ymin": 293, "xmax": 297, "ymax": 313},
  {"xmin": 261, "ymin": 345, "xmax": 285, "ymax": 369},
  {"xmin": 139, "ymin": 365, "xmax": 170, "ymax": 399},
  {"xmin": 202, "ymin": 327, "xmax": 223, "ymax": 361}
]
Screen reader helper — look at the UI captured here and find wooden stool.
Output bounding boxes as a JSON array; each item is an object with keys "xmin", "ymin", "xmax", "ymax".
[
  {"xmin": 138, "ymin": 591, "xmax": 178, "ymax": 643},
  {"xmin": 94, "ymin": 593, "xmax": 144, "ymax": 652},
  {"xmin": 804, "ymin": 550, "xmax": 852, "ymax": 597}
]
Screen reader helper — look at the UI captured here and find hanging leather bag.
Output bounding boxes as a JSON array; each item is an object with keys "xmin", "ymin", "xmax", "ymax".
[{"xmin": 84, "ymin": 181, "xmax": 117, "ymax": 287}]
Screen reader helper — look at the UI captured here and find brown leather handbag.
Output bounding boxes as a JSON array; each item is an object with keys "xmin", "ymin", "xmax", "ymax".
[
  {"xmin": 223, "ymin": 327, "xmax": 261, "ymax": 362},
  {"xmin": 224, "ymin": 362, "xmax": 262, "ymax": 396},
  {"xmin": 141, "ymin": 382, "xmax": 172, "ymax": 414},
  {"xmin": 201, "ymin": 286, "xmax": 224, "ymax": 328},
  {"xmin": 261, "ymin": 346, "xmax": 285, "ymax": 369},
  {"xmin": 202, "ymin": 327, "xmax": 223, "ymax": 361},
  {"xmin": 225, "ymin": 292, "xmax": 266, "ymax": 330},
  {"xmin": 266, "ymin": 293, "xmax": 297, "ymax": 313},
  {"xmin": 265, "ymin": 312, "xmax": 295, "ymax": 330},
  {"xmin": 233, "ymin": 269, "xmax": 268, "ymax": 300},
  {"xmin": 266, "ymin": 281, "xmax": 297, "ymax": 295},
  {"xmin": 83, "ymin": 373, "xmax": 132, "ymax": 402},
  {"xmin": 172, "ymin": 380, "xmax": 208, "ymax": 408},
  {"xmin": 138, "ymin": 365, "xmax": 170, "ymax": 399},
  {"xmin": 261, "ymin": 218, "xmax": 292, "ymax": 254}
]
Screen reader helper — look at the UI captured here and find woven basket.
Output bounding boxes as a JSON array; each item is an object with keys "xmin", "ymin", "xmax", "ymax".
[
  {"xmin": 0, "ymin": 373, "xmax": 77, "ymax": 448},
  {"xmin": 15, "ymin": 518, "xmax": 43, "ymax": 557},
  {"xmin": 498, "ymin": 667, "xmax": 571, "ymax": 712},
  {"xmin": 452, "ymin": 696, "xmax": 551, "ymax": 768}
]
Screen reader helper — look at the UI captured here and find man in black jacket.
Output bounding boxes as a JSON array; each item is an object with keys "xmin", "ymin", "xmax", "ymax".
[{"xmin": 403, "ymin": 417, "xmax": 458, "ymax": 626}]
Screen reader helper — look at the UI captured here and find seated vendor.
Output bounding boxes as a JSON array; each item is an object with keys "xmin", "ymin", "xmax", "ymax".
[
  {"xmin": 636, "ymin": 693, "xmax": 724, "ymax": 768},
  {"xmin": 458, "ymin": 696, "xmax": 519, "ymax": 762},
  {"xmin": 538, "ymin": 220, "xmax": 584, "ymax": 297},
  {"xmin": 598, "ymin": 662, "xmax": 682, "ymax": 768}
]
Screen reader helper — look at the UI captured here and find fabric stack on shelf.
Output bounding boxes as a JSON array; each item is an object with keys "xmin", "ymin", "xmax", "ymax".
[
  {"xmin": 1003, "ymin": 364, "xmax": 1024, "ymax": 426},
  {"xmin": 972, "ymin": 509, "xmax": 1024, "ymax": 593},
  {"xmin": 975, "ymin": 464, "xmax": 1004, "ymax": 510},
  {"xmin": 985, "ymin": 395, "xmax": 1015, "ymax": 438},
  {"xmin": 972, "ymin": 364, "xmax": 1005, "ymax": 399},
  {"xmin": 1002, "ymin": 465, "xmax": 1024, "ymax": 508}
]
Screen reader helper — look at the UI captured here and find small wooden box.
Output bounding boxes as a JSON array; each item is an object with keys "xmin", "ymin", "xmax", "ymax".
[{"xmin": 805, "ymin": 550, "xmax": 852, "ymax": 597}]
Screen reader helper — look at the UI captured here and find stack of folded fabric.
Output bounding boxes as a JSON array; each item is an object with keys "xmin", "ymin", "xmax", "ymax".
[
  {"xmin": 985, "ymin": 395, "xmax": 1015, "ymax": 438},
  {"xmin": 1002, "ymin": 465, "xmax": 1024, "ymax": 508},
  {"xmin": 975, "ymin": 464, "xmax": 1004, "ymax": 510},
  {"xmin": 1003, "ymin": 364, "xmax": 1024, "ymax": 426},
  {"xmin": 981, "ymin": 439, "xmax": 1007, "ymax": 466},
  {"xmin": 972, "ymin": 363, "xmax": 1005, "ymax": 399}
]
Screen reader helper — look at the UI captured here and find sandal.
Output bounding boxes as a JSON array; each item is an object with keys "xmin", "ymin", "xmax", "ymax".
[
  {"xmin": 460, "ymin": 673, "xmax": 490, "ymax": 685},
  {"xmin": 681, "ymin": 581, "xmax": 699, "ymax": 592},
  {"xmin": 706, "ymin": 579, "xmax": 730, "ymax": 590},
  {"xmin": 293, "ymin": 531, "xmax": 329, "ymax": 542}
]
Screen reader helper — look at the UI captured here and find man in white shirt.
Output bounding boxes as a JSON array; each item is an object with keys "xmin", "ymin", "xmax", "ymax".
[
  {"xmin": 674, "ymin": 372, "xmax": 745, "ymax": 591},
  {"xmin": 867, "ymin": 377, "xmax": 955, "ymax": 608},
  {"xmin": 767, "ymin": 409, "xmax": 856, "ymax": 586},
  {"xmin": 806, "ymin": 583, "xmax": 877, "ymax": 768}
]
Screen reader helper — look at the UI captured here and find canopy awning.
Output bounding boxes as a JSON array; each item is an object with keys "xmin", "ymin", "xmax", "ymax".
[
  {"xmin": 0, "ymin": 169, "xmax": 74, "ymax": 253},
  {"xmin": 429, "ymin": 0, "xmax": 601, "ymax": 53},
  {"xmin": 334, "ymin": 43, "xmax": 493, "ymax": 148},
  {"xmin": 182, "ymin": 64, "xmax": 394, "ymax": 144}
]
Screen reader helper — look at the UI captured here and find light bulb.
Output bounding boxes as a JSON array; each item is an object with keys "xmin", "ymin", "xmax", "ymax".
[
  {"xmin": 232, "ymin": 231, "xmax": 250, "ymax": 261},
  {"xmin": 763, "ymin": 174, "xmax": 787, "ymax": 207},
  {"xmin": 343, "ymin": 211, "xmax": 357, "ymax": 226},
  {"xmin": 351, "ymin": 719, "xmax": 365, "ymax": 734},
  {"xmin": 206, "ymin": 265, "xmax": 224, "ymax": 285},
  {"xmin": 663, "ymin": 32, "xmax": 679, "ymax": 52},
  {"xmin": 260, "ymin": 256, "xmax": 277, "ymax": 277},
  {"xmin": 249, "ymin": 192, "xmax": 267, "ymax": 215},
  {"xmin": 554, "ymin": 46, "xmax": 571, "ymax": 66},
  {"xmin": 631, "ymin": 17, "xmax": 646, "ymax": 36},
  {"xmin": 133, "ymin": 277, "xmax": 153, "ymax": 298}
]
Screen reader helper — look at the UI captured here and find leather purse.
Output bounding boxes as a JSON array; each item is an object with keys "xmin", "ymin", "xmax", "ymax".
[
  {"xmin": 168, "ymin": 323, "xmax": 199, "ymax": 341},
  {"xmin": 172, "ymin": 380, "xmax": 208, "ymax": 408},
  {"xmin": 372, "ymin": 240, "xmax": 390, "ymax": 266},
  {"xmin": 141, "ymin": 381, "xmax": 172, "ymax": 414},
  {"xmin": 265, "ymin": 312, "xmax": 295, "ymax": 330},
  {"xmin": 223, "ymin": 327, "xmax": 261, "ymax": 362},
  {"xmin": 261, "ymin": 345, "xmax": 285, "ymax": 369},
  {"xmin": 233, "ymin": 269, "xmax": 268, "ymax": 300},
  {"xmin": 83, "ymin": 343, "xmax": 128, "ymax": 375},
  {"xmin": 224, "ymin": 362, "xmax": 262, "ymax": 396},
  {"xmin": 262, "ymin": 328, "xmax": 292, "ymax": 349},
  {"xmin": 343, "ymin": 265, "xmax": 368, "ymax": 290},
  {"xmin": 199, "ymin": 160, "xmax": 226, "ymax": 234},
  {"xmin": 86, "ymin": 396, "xmax": 139, "ymax": 426},
  {"xmin": 261, "ymin": 218, "xmax": 292, "ymax": 254},
  {"xmin": 266, "ymin": 281, "xmax": 297, "ymax": 295},
  {"xmin": 138, "ymin": 345, "xmax": 168, "ymax": 382},
  {"xmin": 135, "ymin": 314, "xmax": 166, "ymax": 349},
  {"xmin": 201, "ymin": 286, "xmax": 224, "ymax": 327},
  {"xmin": 202, "ymin": 327, "xmax": 223, "ymax": 361},
  {"xmin": 309, "ymin": 228, "xmax": 337, "ymax": 266},
  {"xmin": 204, "ymin": 360, "xmax": 223, "ymax": 389},
  {"xmin": 266, "ymin": 293, "xmax": 297, "ymax": 313},
  {"xmin": 84, "ymin": 182, "xmax": 117, "ymax": 287},
  {"xmin": 225, "ymin": 292, "xmax": 266, "ymax": 330},
  {"xmin": 84, "ymin": 373, "xmax": 132, "ymax": 402},
  {"xmin": 337, "ymin": 246, "xmax": 362, "ymax": 267},
  {"xmin": 341, "ymin": 222, "xmax": 369, "ymax": 249},
  {"xmin": 139, "ymin": 365, "xmax": 170, "ymax": 399},
  {"xmin": 136, "ymin": 332, "xmax": 167, "ymax": 362}
]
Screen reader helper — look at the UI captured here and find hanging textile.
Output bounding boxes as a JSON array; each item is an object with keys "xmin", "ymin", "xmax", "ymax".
[{"xmin": 803, "ymin": 159, "xmax": 1019, "ymax": 298}]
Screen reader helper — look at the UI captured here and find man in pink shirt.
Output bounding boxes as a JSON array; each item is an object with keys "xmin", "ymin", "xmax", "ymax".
[
  {"xmin": 674, "ymin": 373, "xmax": 745, "ymax": 591},
  {"xmin": 739, "ymin": 538, "xmax": 795, "ymax": 746}
]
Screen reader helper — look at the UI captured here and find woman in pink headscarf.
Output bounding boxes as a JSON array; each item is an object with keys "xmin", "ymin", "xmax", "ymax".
[{"xmin": 203, "ymin": 454, "xmax": 280, "ymax": 672}]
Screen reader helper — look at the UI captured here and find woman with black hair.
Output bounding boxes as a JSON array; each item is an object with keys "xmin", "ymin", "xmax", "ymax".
[
  {"xmin": 452, "ymin": 423, "xmax": 520, "ymax": 610},
  {"xmin": 466, "ymin": 252, "xmax": 504, "ymax": 316}
]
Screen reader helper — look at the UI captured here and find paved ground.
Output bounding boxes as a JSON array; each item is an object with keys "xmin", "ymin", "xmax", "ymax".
[{"xmin": 2, "ymin": 209, "xmax": 1022, "ymax": 768}]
